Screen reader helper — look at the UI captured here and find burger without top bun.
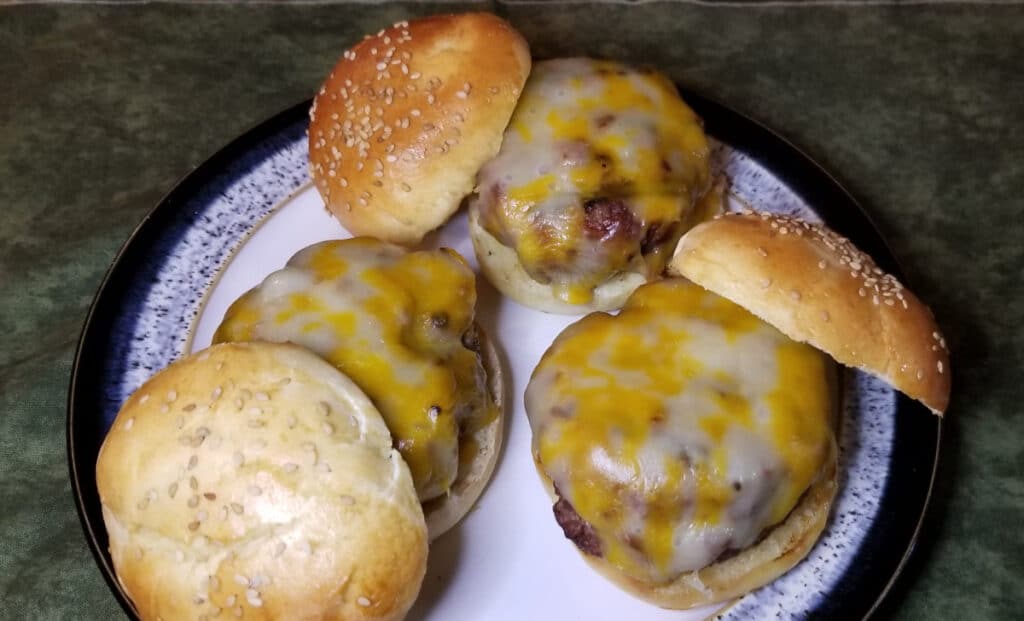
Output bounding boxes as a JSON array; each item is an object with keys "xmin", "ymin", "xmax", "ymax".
[
  {"xmin": 525, "ymin": 212, "xmax": 950, "ymax": 609},
  {"xmin": 469, "ymin": 57, "xmax": 715, "ymax": 313},
  {"xmin": 213, "ymin": 238, "xmax": 505, "ymax": 540}
]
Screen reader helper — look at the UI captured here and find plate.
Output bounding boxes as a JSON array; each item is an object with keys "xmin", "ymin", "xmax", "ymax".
[{"xmin": 68, "ymin": 91, "xmax": 940, "ymax": 620}]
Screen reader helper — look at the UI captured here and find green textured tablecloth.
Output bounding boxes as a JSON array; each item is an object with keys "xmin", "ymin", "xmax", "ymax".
[{"xmin": 1, "ymin": 1, "xmax": 1021, "ymax": 618}]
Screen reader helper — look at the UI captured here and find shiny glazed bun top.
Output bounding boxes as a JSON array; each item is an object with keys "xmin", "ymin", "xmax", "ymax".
[
  {"xmin": 95, "ymin": 342, "xmax": 427, "ymax": 621},
  {"xmin": 525, "ymin": 279, "xmax": 834, "ymax": 584},
  {"xmin": 309, "ymin": 13, "xmax": 531, "ymax": 244},
  {"xmin": 213, "ymin": 238, "xmax": 499, "ymax": 506},
  {"xmin": 470, "ymin": 58, "xmax": 712, "ymax": 311}
]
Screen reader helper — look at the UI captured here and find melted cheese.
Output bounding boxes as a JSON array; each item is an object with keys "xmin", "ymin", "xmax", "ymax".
[
  {"xmin": 472, "ymin": 58, "xmax": 711, "ymax": 304},
  {"xmin": 525, "ymin": 279, "xmax": 832, "ymax": 582},
  {"xmin": 213, "ymin": 238, "xmax": 497, "ymax": 502}
]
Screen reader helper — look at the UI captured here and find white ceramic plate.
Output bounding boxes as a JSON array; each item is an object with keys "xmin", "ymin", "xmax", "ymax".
[{"xmin": 69, "ymin": 95, "xmax": 941, "ymax": 621}]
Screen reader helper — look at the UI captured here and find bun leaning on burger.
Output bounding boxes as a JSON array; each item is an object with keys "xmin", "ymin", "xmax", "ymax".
[
  {"xmin": 670, "ymin": 211, "xmax": 950, "ymax": 415},
  {"xmin": 308, "ymin": 12, "xmax": 531, "ymax": 245},
  {"xmin": 96, "ymin": 342, "xmax": 427, "ymax": 621},
  {"xmin": 525, "ymin": 212, "xmax": 950, "ymax": 609},
  {"xmin": 469, "ymin": 58, "xmax": 714, "ymax": 313}
]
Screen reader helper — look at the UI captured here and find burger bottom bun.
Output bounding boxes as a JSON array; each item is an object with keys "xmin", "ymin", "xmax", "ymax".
[
  {"xmin": 96, "ymin": 342, "xmax": 427, "ymax": 621},
  {"xmin": 468, "ymin": 207, "xmax": 647, "ymax": 314},
  {"xmin": 423, "ymin": 326, "xmax": 506, "ymax": 539},
  {"xmin": 536, "ymin": 437, "xmax": 838, "ymax": 610}
]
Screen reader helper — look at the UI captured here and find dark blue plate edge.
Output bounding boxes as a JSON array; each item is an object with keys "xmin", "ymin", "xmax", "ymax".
[
  {"xmin": 67, "ymin": 100, "xmax": 312, "ymax": 620},
  {"xmin": 66, "ymin": 93, "xmax": 942, "ymax": 621}
]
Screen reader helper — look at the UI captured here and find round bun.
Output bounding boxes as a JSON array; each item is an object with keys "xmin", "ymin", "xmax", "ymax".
[
  {"xmin": 423, "ymin": 326, "xmax": 505, "ymax": 539},
  {"xmin": 468, "ymin": 206, "xmax": 645, "ymax": 314},
  {"xmin": 309, "ymin": 13, "xmax": 531, "ymax": 245},
  {"xmin": 669, "ymin": 211, "xmax": 951, "ymax": 415},
  {"xmin": 535, "ymin": 440, "xmax": 837, "ymax": 608},
  {"xmin": 96, "ymin": 342, "xmax": 427, "ymax": 621}
]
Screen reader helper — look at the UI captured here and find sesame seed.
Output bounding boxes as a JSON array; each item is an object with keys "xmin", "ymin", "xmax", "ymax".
[
  {"xmin": 188, "ymin": 495, "xmax": 200, "ymax": 508},
  {"xmin": 821, "ymin": 311, "xmax": 830, "ymax": 322},
  {"xmin": 188, "ymin": 455, "xmax": 199, "ymax": 470},
  {"xmin": 410, "ymin": 108, "xmax": 421, "ymax": 117},
  {"xmin": 410, "ymin": 71, "xmax": 421, "ymax": 79},
  {"xmin": 401, "ymin": 182, "xmax": 412, "ymax": 192},
  {"xmin": 757, "ymin": 247, "xmax": 767, "ymax": 257},
  {"xmin": 234, "ymin": 574, "xmax": 249, "ymax": 587},
  {"xmin": 189, "ymin": 476, "xmax": 198, "ymax": 490},
  {"xmin": 791, "ymin": 290, "xmax": 802, "ymax": 301},
  {"xmin": 759, "ymin": 278, "xmax": 771, "ymax": 289},
  {"xmin": 188, "ymin": 521, "xmax": 200, "ymax": 531},
  {"xmin": 211, "ymin": 386, "xmax": 222, "ymax": 400},
  {"xmin": 139, "ymin": 394, "xmax": 150, "ymax": 404},
  {"xmin": 123, "ymin": 418, "xmax": 134, "ymax": 431},
  {"xmin": 160, "ymin": 404, "xmax": 170, "ymax": 414},
  {"xmin": 183, "ymin": 403, "xmax": 197, "ymax": 412},
  {"xmin": 203, "ymin": 492, "xmax": 216, "ymax": 501},
  {"xmin": 230, "ymin": 502, "xmax": 244, "ymax": 515},
  {"xmin": 818, "ymin": 260, "xmax": 827, "ymax": 269},
  {"xmin": 357, "ymin": 597, "xmax": 372, "ymax": 607},
  {"xmin": 456, "ymin": 90, "xmax": 468, "ymax": 99},
  {"xmin": 937, "ymin": 361, "xmax": 944, "ymax": 374},
  {"xmin": 916, "ymin": 370, "xmax": 925, "ymax": 381},
  {"xmin": 167, "ymin": 390, "xmax": 177, "ymax": 402},
  {"xmin": 168, "ymin": 482, "xmax": 179, "ymax": 498},
  {"xmin": 319, "ymin": 402, "xmax": 331, "ymax": 416}
]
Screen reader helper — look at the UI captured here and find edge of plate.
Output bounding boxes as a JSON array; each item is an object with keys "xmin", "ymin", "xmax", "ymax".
[{"xmin": 66, "ymin": 100, "xmax": 313, "ymax": 619}]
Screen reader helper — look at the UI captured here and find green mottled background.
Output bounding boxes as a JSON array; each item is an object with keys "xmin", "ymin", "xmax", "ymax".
[{"xmin": 1, "ymin": 1, "xmax": 1021, "ymax": 618}]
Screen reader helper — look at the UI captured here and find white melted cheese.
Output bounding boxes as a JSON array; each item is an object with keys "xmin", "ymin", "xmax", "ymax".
[
  {"xmin": 525, "ymin": 279, "xmax": 833, "ymax": 582},
  {"xmin": 214, "ymin": 238, "xmax": 496, "ymax": 502},
  {"xmin": 470, "ymin": 58, "xmax": 711, "ymax": 305}
]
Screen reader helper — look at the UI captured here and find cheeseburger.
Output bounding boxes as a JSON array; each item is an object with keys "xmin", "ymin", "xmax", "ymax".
[
  {"xmin": 525, "ymin": 212, "xmax": 950, "ymax": 608},
  {"xmin": 469, "ymin": 57, "xmax": 715, "ymax": 313}
]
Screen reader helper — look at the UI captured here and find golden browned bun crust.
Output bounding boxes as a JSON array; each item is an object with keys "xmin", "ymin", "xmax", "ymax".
[
  {"xmin": 532, "ymin": 439, "xmax": 837, "ymax": 609},
  {"xmin": 423, "ymin": 326, "xmax": 506, "ymax": 539},
  {"xmin": 669, "ymin": 212, "xmax": 951, "ymax": 415},
  {"xmin": 468, "ymin": 205, "xmax": 646, "ymax": 314},
  {"xmin": 309, "ymin": 13, "xmax": 531, "ymax": 245},
  {"xmin": 96, "ymin": 342, "xmax": 427, "ymax": 621}
]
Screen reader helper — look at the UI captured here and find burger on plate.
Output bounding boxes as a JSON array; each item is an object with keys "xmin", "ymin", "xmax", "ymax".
[{"xmin": 525, "ymin": 212, "xmax": 950, "ymax": 608}]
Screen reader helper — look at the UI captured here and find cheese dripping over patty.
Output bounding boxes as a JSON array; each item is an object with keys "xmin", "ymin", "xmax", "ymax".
[
  {"xmin": 471, "ymin": 58, "xmax": 711, "ymax": 305},
  {"xmin": 214, "ymin": 238, "xmax": 497, "ymax": 502},
  {"xmin": 525, "ymin": 278, "xmax": 834, "ymax": 582}
]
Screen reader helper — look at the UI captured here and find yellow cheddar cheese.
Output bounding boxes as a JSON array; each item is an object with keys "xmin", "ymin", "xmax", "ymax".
[
  {"xmin": 525, "ymin": 279, "xmax": 833, "ymax": 582},
  {"xmin": 214, "ymin": 238, "xmax": 497, "ymax": 502},
  {"xmin": 472, "ymin": 58, "xmax": 711, "ymax": 304}
]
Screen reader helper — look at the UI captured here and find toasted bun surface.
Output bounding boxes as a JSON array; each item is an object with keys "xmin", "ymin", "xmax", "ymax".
[
  {"xmin": 468, "ymin": 207, "xmax": 645, "ymax": 313},
  {"xmin": 533, "ymin": 438, "xmax": 837, "ymax": 609},
  {"xmin": 423, "ymin": 326, "xmax": 505, "ymax": 539},
  {"xmin": 96, "ymin": 342, "xmax": 427, "ymax": 621},
  {"xmin": 669, "ymin": 212, "xmax": 950, "ymax": 415},
  {"xmin": 309, "ymin": 13, "xmax": 531, "ymax": 244}
]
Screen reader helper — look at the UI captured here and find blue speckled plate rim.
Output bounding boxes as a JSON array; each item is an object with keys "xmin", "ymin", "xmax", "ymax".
[{"xmin": 66, "ymin": 92, "xmax": 941, "ymax": 621}]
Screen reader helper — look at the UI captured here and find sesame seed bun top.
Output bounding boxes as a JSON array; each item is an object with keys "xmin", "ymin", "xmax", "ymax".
[
  {"xmin": 308, "ymin": 13, "xmax": 531, "ymax": 245},
  {"xmin": 95, "ymin": 342, "xmax": 427, "ymax": 621},
  {"xmin": 669, "ymin": 211, "xmax": 951, "ymax": 415}
]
